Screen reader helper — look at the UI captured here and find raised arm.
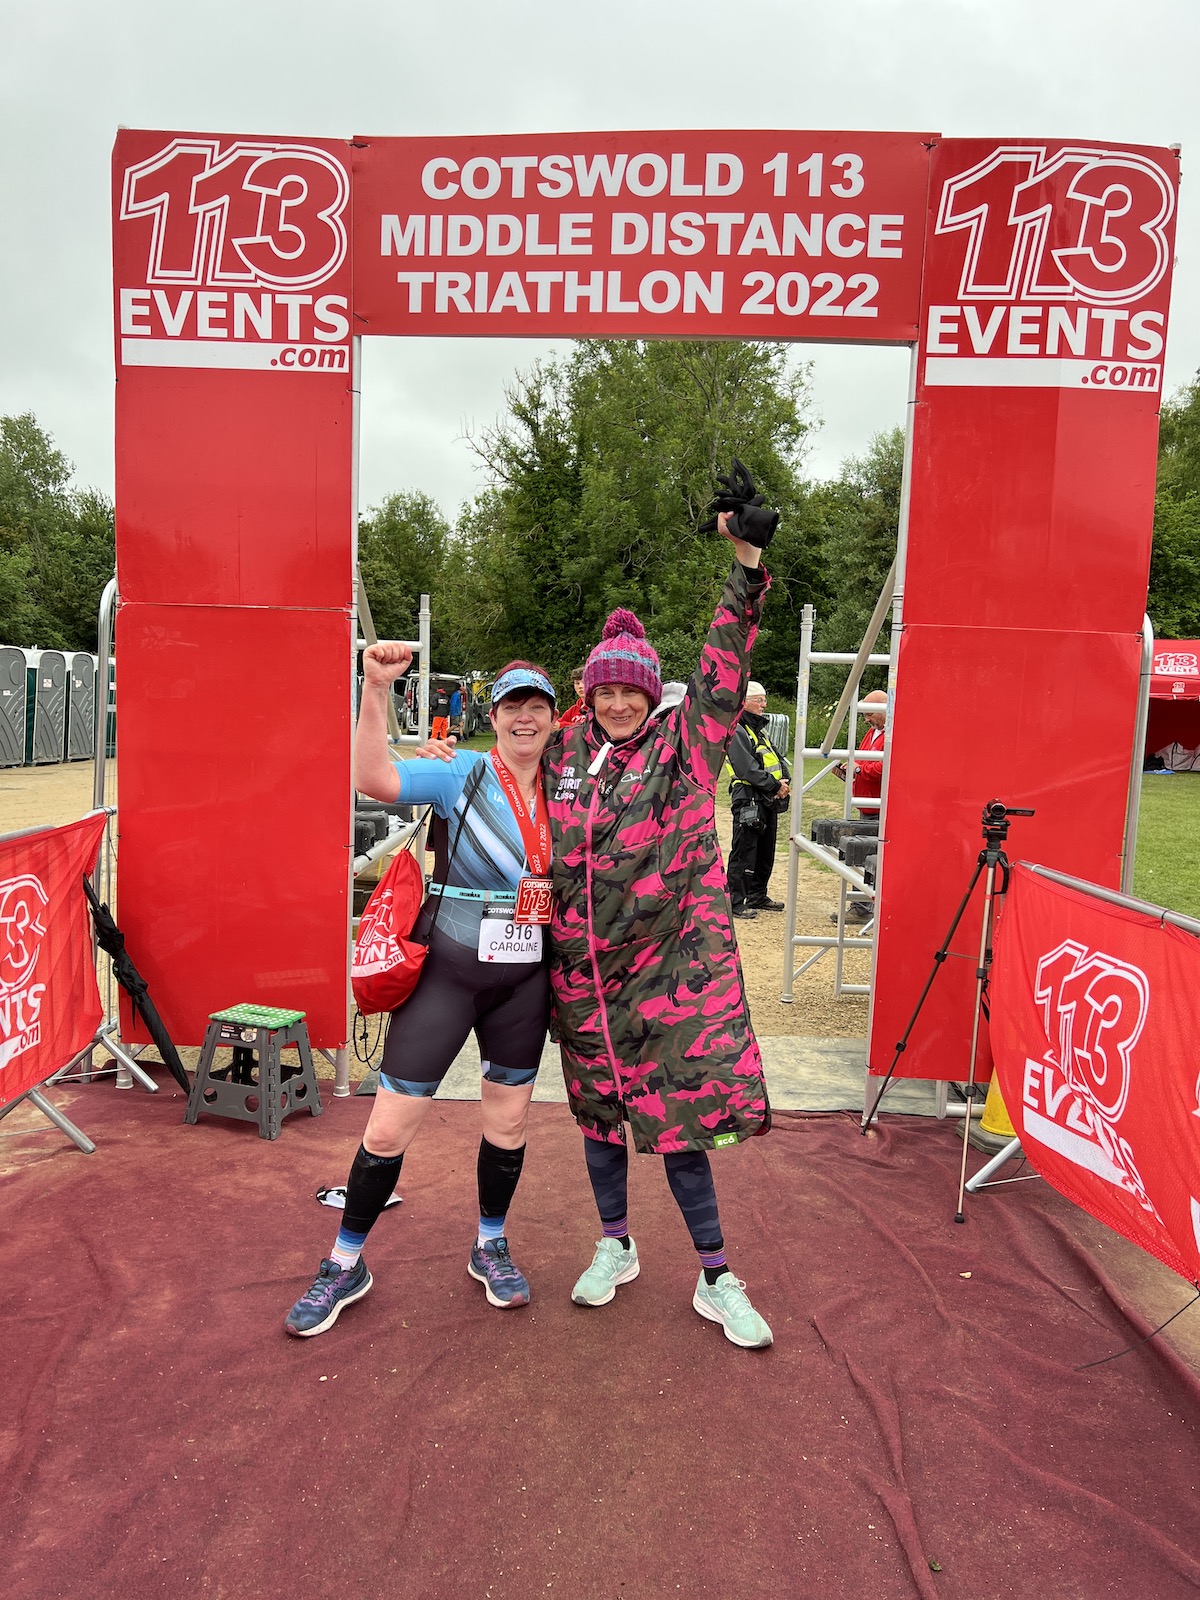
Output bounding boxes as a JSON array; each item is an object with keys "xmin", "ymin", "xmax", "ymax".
[
  {"xmin": 354, "ymin": 642, "xmax": 409, "ymax": 802},
  {"xmin": 675, "ymin": 509, "xmax": 771, "ymax": 792}
]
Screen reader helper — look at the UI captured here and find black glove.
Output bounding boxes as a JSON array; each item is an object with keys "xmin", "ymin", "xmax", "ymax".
[{"xmin": 699, "ymin": 457, "xmax": 780, "ymax": 549}]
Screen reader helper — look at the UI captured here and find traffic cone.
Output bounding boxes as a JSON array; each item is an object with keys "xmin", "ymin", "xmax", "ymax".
[
  {"xmin": 968, "ymin": 1075, "xmax": 1017, "ymax": 1154},
  {"xmin": 980, "ymin": 1075, "xmax": 1016, "ymax": 1137}
]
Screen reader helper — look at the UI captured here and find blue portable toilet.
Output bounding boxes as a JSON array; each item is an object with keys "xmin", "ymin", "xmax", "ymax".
[
  {"xmin": 68, "ymin": 652, "xmax": 97, "ymax": 760},
  {"xmin": 0, "ymin": 647, "xmax": 26, "ymax": 767},
  {"xmin": 25, "ymin": 649, "xmax": 68, "ymax": 764}
]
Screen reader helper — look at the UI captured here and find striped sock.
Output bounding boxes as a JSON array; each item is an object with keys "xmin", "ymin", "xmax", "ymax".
[
  {"xmin": 699, "ymin": 1247, "xmax": 729, "ymax": 1286},
  {"xmin": 477, "ymin": 1214, "xmax": 506, "ymax": 1247},
  {"xmin": 331, "ymin": 1227, "xmax": 369, "ymax": 1271},
  {"xmin": 602, "ymin": 1216, "xmax": 630, "ymax": 1245}
]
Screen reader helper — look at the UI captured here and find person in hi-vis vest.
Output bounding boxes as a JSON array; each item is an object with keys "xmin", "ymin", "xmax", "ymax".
[{"xmin": 726, "ymin": 681, "xmax": 790, "ymax": 919}]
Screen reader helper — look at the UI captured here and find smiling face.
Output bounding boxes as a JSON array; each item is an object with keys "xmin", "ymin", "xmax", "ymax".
[
  {"xmin": 592, "ymin": 684, "xmax": 652, "ymax": 742},
  {"xmin": 490, "ymin": 691, "xmax": 556, "ymax": 766}
]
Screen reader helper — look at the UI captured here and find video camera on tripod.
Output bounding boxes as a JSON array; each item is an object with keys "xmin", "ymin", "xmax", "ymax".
[{"xmin": 862, "ymin": 797, "xmax": 1036, "ymax": 1221}]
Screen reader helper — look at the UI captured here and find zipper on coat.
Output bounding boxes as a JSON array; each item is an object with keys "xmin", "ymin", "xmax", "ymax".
[{"xmin": 583, "ymin": 772, "xmax": 627, "ymax": 1114}]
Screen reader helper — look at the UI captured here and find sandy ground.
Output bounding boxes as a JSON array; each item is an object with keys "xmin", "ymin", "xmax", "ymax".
[{"xmin": 0, "ymin": 757, "xmax": 870, "ymax": 1041}]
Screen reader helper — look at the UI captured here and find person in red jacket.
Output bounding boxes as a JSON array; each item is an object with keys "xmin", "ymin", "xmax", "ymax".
[
  {"xmin": 558, "ymin": 665, "xmax": 587, "ymax": 728},
  {"xmin": 833, "ymin": 690, "xmax": 887, "ymax": 812},
  {"xmin": 833, "ymin": 689, "xmax": 887, "ymax": 923}
]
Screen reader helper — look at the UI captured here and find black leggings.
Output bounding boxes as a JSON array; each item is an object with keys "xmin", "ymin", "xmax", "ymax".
[
  {"xmin": 378, "ymin": 926, "xmax": 549, "ymax": 1095},
  {"xmin": 582, "ymin": 1138, "xmax": 723, "ymax": 1252}
]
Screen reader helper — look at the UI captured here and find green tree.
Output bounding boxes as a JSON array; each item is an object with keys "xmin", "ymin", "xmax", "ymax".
[
  {"xmin": 1149, "ymin": 376, "xmax": 1200, "ymax": 638},
  {"xmin": 453, "ymin": 339, "xmax": 819, "ymax": 691},
  {"xmin": 357, "ymin": 490, "xmax": 451, "ymax": 655},
  {"xmin": 0, "ymin": 413, "xmax": 114, "ymax": 651},
  {"xmin": 809, "ymin": 427, "xmax": 904, "ymax": 702}
]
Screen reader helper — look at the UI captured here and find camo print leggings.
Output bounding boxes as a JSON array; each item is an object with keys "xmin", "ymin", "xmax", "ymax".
[{"xmin": 582, "ymin": 1138, "xmax": 723, "ymax": 1252}]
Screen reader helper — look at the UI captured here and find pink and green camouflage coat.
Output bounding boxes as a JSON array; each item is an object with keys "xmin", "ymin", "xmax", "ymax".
[{"xmin": 545, "ymin": 561, "xmax": 772, "ymax": 1155}]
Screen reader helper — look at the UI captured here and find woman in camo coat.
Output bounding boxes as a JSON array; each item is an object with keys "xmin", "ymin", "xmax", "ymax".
[{"xmin": 545, "ymin": 511, "xmax": 774, "ymax": 1348}]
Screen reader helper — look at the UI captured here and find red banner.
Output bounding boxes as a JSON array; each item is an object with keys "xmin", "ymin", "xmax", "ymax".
[
  {"xmin": 1151, "ymin": 641, "xmax": 1200, "ymax": 701},
  {"xmin": 352, "ymin": 130, "xmax": 933, "ymax": 341},
  {"xmin": 0, "ymin": 813, "xmax": 106, "ymax": 1109},
  {"xmin": 990, "ymin": 864, "xmax": 1200, "ymax": 1284}
]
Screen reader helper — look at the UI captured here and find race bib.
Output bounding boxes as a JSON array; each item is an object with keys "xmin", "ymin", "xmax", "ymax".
[
  {"xmin": 477, "ymin": 911, "xmax": 543, "ymax": 964},
  {"xmin": 514, "ymin": 875, "xmax": 554, "ymax": 925}
]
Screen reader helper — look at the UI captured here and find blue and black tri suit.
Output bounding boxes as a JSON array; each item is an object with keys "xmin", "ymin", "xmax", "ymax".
[{"xmin": 378, "ymin": 752, "xmax": 549, "ymax": 1096}]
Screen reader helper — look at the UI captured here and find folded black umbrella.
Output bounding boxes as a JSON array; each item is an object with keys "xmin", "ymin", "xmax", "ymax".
[{"xmin": 82, "ymin": 875, "xmax": 191, "ymax": 1094}]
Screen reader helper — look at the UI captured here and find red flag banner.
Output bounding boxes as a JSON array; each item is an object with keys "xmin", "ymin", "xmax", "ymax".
[
  {"xmin": 0, "ymin": 812, "xmax": 106, "ymax": 1110},
  {"xmin": 990, "ymin": 863, "xmax": 1200, "ymax": 1284}
]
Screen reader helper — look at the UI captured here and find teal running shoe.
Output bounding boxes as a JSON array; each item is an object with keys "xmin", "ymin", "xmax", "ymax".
[
  {"xmin": 692, "ymin": 1271, "xmax": 773, "ymax": 1348},
  {"xmin": 571, "ymin": 1237, "xmax": 640, "ymax": 1306}
]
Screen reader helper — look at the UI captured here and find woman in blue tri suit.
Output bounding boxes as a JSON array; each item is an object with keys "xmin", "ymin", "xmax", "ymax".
[{"xmin": 284, "ymin": 644, "xmax": 557, "ymax": 1337}]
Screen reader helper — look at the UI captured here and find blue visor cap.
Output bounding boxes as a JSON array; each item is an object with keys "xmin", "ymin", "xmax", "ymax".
[{"xmin": 491, "ymin": 668, "xmax": 557, "ymax": 706}]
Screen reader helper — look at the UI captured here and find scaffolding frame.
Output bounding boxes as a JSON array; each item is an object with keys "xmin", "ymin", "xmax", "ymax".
[{"xmin": 780, "ymin": 597, "xmax": 893, "ymax": 1005}]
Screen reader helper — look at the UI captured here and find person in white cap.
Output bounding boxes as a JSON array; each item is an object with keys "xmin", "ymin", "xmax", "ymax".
[{"xmin": 726, "ymin": 681, "xmax": 790, "ymax": 918}]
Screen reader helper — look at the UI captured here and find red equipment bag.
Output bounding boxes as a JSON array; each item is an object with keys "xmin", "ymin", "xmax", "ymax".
[{"xmin": 351, "ymin": 848, "xmax": 428, "ymax": 1016}]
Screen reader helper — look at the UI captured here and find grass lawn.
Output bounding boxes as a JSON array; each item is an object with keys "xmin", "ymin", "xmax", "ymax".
[
  {"xmin": 794, "ymin": 759, "xmax": 1200, "ymax": 919},
  {"xmin": 1132, "ymin": 773, "xmax": 1200, "ymax": 918}
]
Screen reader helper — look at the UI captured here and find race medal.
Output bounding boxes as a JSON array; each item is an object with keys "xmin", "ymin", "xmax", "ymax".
[
  {"xmin": 514, "ymin": 875, "xmax": 553, "ymax": 925},
  {"xmin": 477, "ymin": 908, "xmax": 543, "ymax": 964}
]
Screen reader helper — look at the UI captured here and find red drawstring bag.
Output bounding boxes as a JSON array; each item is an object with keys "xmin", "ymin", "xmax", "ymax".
[{"xmin": 351, "ymin": 848, "xmax": 428, "ymax": 1015}]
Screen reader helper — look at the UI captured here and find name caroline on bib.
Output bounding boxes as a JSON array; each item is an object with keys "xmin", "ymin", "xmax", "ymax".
[{"xmin": 478, "ymin": 911, "xmax": 543, "ymax": 963}]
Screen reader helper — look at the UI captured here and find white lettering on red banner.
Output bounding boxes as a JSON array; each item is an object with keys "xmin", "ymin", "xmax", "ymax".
[
  {"xmin": 0, "ymin": 874, "xmax": 49, "ymax": 1069},
  {"xmin": 1022, "ymin": 938, "xmax": 1158, "ymax": 1217},
  {"xmin": 1154, "ymin": 652, "xmax": 1198, "ymax": 677},
  {"xmin": 352, "ymin": 132, "xmax": 933, "ymax": 341},
  {"xmin": 990, "ymin": 865, "xmax": 1200, "ymax": 1284},
  {"xmin": 921, "ymin": 143, "xmax": 1177, "ymax": 392},
  {"xmin": 0, "ymin": 814, "xmax": 106, "ymax": 1107},
  {"xmin": 114, "ymin": 137, "xmax": 353, "ymax": 373}
]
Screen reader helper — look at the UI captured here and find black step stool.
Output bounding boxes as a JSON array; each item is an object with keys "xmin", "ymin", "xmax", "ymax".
[{"xmin": 185, "ymin": 1004, "xmax": 323, "ymax": 1139}]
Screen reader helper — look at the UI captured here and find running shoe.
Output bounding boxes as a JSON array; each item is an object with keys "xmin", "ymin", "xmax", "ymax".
[
  {"xmin": 284, "ymin": 1257, "xmax": 372, "ymax": 1338},
  {"xmin": 692, "ymin": 1271, "xmax": 773, "ymax": 1349},
  {"xmin": 747, "ymin": 897, "xmax": 785, "ymax": 911},
  {"xmin": 468, "ymin": 1237, "xmax": 531, "ymax": 1308},
  {"xmin": 571, "ymin": 1237, "xmax": 641, "ymax": 1306}
]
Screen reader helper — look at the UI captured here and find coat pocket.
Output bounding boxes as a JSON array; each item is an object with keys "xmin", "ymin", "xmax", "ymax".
[{"xmin": 589, "ymin": 840, "xmax": 682, "ymax": 954}]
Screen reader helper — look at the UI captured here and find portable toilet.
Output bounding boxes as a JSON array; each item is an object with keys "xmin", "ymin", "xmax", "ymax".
[
  {"xmin": 25, "ymin": 649, "xmax": 68, "ymax": 764},
  {"xmin": 0, "ymin": 647, "xmax": 26, "ymax": 767},
  {"xmin": 104, "ymin": 657, "xmax": 116, "ymax": 758},
  {"xmin": 67, "ymin": 652, "xmax": 97, "ymax": 760}
]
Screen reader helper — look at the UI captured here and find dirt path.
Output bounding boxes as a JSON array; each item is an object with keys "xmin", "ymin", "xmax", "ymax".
[{"xmin": 0, "ymin": 759, "xmax": 870, "ymax": 1041}]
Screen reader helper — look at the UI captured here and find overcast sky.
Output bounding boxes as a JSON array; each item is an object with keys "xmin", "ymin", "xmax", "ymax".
[{"xmin": 2, "ymin": 0, "xmax": 1196, "ymax": 517}]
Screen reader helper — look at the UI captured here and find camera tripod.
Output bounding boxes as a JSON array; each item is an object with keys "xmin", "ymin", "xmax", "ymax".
[{"xmin": 860, "ymin": 799, "xmax": 1034, "ymax": 1222}]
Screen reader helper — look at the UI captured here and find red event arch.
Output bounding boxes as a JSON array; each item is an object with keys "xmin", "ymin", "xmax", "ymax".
[{"xmin": 110, "ymin": 128, "xmax": 1178, "ymax": 1082}]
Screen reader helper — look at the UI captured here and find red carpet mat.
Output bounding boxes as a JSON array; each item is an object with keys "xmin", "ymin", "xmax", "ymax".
[{"xmin": 3, "ymin": 1081, "xmax": 1199, "ymax": 1600}]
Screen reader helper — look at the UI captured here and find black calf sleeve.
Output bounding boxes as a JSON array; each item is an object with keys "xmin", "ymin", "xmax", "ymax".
[
  {"xmin": 342, "ymin": 1143, "xmax": 404, "ymax": 1236},
  {"xmin": 477, "ymin": 1137, "xmax": 526, "ymax": 1218}
]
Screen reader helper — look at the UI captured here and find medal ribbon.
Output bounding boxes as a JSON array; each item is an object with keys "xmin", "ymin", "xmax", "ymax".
[{"xmin": 489, "ymin": 751, "xmax": 551, "ymax": 875}]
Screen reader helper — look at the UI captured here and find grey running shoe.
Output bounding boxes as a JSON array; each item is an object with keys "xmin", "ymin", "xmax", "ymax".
[
  {"xmin": 693, "ymin": 1271, "xmax": 773, "ymax": 1348},
  {"xmin": 468, "ymin": 1237, "xmax": 531, "ymax": 1308},
  {"xmin": 571, "ymin": 1237, "xmax": 641, "ymax": 1306},
  {"xmin": 284, "ymin": 1257, "xmax": 372, "ymax": 1338}
]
